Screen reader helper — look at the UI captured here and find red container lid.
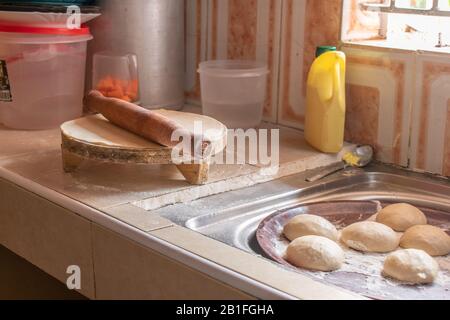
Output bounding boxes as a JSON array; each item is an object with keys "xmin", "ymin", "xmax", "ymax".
[{"xmin": 0, "ymin": 24, "xmax": 90, "ymax": 36}]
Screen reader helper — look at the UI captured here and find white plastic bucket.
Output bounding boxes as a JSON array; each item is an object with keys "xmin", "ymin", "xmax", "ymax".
[
  {"xmin": 0, "ymin": 25, "xmax": 93, "ymax": 130},
  {"xmin": 198, "ymin": 60, "xmax": 269, "ymax": 129}
]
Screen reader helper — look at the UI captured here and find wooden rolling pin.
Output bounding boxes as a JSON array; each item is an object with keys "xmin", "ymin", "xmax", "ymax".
[{"xmin": 85, "ymin": 90, "xmax": 195, "ymax": 148}]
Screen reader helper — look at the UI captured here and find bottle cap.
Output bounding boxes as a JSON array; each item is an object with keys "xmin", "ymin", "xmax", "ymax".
[{"xmin": 316, "ymin": 46, "xmax": 337, "ymax": 57}]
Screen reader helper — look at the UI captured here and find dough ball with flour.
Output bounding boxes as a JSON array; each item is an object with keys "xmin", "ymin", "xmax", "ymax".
[
  {"xmin": 283, "ymin": 214, "xmax": 339, "ymax": 242},
  {"xmin": 376, "ymin": 203, "xmax": 427, "ymax": 232},
  {"xmin": 383, "ymin": 249, "xmax": 439, "ymax": 284},
  {"xmin": 341, "ymin": 221, "xmax": 399, "ymax": 253},
  {"xmin": 400, "ymin": 225, "xmax": 450, "ymax": 257},
  {"xmin": 286, "ymin": 236, "xmax": 344, "ymax": 272}
]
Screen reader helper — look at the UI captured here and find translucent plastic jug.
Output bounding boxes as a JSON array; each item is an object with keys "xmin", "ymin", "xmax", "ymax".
[{"xmin": 304, "ymin": 47, "xmax": 346, "ymax": 153}]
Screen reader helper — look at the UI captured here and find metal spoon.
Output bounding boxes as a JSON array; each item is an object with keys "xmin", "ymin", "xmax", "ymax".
[{"xmin": 306, "ymin": 145, "xmax": 374, "ymax": 183}]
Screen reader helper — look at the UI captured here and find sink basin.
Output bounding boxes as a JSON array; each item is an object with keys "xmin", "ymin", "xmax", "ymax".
[{"xmin": 184, "ymin": 166, "xmax": 450, "ymax": 255}]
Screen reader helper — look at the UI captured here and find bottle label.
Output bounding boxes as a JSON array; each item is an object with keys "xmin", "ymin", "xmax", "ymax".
[{"xmin": 0, "ymin": 60, "xmax": 12, "ymax": 102}]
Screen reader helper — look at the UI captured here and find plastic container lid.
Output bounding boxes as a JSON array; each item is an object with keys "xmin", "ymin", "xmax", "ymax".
[
  {"xmin": 0, "ymin": 3, "xmax": 101, "ymax": 29},
  {"xmin": 0, "ymin": 24, "xmax": 90, "ymax": 35},
  {"xmin": 0, "ymin": 3, "xmax": 100, "ymax": 14},
  {"xmin": 0, "ymin": 24, "xmax": 92, "ymax": 43},
  {"xmin": 199, "ymin": 60, "xmax": 269, "ymax": 78}
]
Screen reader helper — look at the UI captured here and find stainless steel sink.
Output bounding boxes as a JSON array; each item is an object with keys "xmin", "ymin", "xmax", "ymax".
[
  {"xmin": 155, "ymin": 163, "xmax": 450, "ymax": 255},
  {"xmin": 152, "ymin": 163, "xmax": 450, "ymax": 299}
]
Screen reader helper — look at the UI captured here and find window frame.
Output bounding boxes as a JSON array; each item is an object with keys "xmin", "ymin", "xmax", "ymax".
[
  {"xmin": 362, "ymin": 0, "xmax": 450, "ymax": 17},
  {"xmin": 341, "ymin": 0, "xmax": 450, "ymax": 53}
]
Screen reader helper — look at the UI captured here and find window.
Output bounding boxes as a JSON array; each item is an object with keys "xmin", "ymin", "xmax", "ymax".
[
  {"xmin": 345, "ymin": 0, "xmax": 450, "ymax": 52},
  {"xmin": 405, "ymin": 0, "xmax": 450, "ymax": 11},
  {"xmin": 363, "ymin": 0, "xmax": 450, "ymax": 15}
]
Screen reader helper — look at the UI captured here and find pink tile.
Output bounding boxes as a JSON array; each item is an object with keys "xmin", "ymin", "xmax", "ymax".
[
  {"xmin": 263, "ymin": 0, "xmax": 278, "ymax": 120},
  {"xmin": 345, "ymin": 84, "xmax": 380, "ymax": 151},
  {"xmin": 444, "ymin": 100, "xmax": 450, "ymax": 177},
  {"xmin": 185, "ymin": 0, "xmax": 207, "ymax": 103},
  {"xmin": 345, "ymin": 52, "xmax": 409, "ymax": 165},
  {"xmin": 227, "ymin": 0, "xmax": 258, "ymax": 60},
  {"xmin": 279, "ymin": 0, "xmax": 303, "ymax": 126},
  {"xmin": 415, "ymin": 61, "xmax": 450, "ymax": 171},
  {"xmin": 302, "ymin": 0, "xmax": 343, "ymax": 97}
]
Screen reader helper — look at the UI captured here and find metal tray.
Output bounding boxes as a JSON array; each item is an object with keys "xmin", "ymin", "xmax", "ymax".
[{"xmin": 256, "ymin": 200, "xmax": 450, "ymax": 300}]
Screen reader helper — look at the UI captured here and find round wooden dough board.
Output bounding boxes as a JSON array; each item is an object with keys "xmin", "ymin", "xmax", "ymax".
[{"xmin": 60, "ymin": 110, "xmax": 228, "ymax": 185}]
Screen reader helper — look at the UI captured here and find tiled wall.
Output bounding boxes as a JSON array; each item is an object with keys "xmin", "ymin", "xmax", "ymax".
[{"xmin": 185, "ymin": 0, "xmax": 450, "ymax": 178}]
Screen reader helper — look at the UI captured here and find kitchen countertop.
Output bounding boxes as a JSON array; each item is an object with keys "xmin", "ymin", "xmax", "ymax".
[
  {"xmin": 0, "ymin": 105, "xmax": 355, "ymax": 212},
  {"xmin": 0, "ymin": 106, "xmax": 365, "ymax": 300}
]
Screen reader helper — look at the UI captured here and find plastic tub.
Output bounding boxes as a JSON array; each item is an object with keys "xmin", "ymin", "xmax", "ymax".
[
  {"xmin": 0, "ymin": 25, "xmax": 92, "ymax": 129},
  {"xmin": 198, "ymin": 60, "xmax": 269, "ymax": 129}
]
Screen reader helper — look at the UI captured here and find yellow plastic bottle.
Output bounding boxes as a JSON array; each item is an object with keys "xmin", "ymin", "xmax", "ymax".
[{"xmin": 304, "ymin": 46, "xmax": 346, "ymax": 153}]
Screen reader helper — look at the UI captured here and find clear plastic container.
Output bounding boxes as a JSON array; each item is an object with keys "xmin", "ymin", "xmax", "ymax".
[
  {"xmin": 0, "ymin": 25, "xmax": 93, "ymax": 130},
  {"xmin": 198, "ymin": 60, "xmax": 269, "ymax": 129},
  {"xmin": 93, "ymin": 51, "xmax": 139, "ymax": 103}
]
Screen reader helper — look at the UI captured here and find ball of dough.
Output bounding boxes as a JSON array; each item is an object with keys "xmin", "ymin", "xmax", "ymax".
[
  {"xmin": 283, "ymin": 214, "xmax": 339, "ymax": 242},
  {"xmin": 376, "ymin": 203, "xmax": 427, "ymax": 232},
  {"xmin": 286, "ymin": 236, "xmax": 344, "ymax": 272},
  {"xmin": 400, "ymin": 225, "xmax": 450, "ymax": 256},
  {"xmin": 383, "ymin": 249, "xmax": 439, "ymax": 284},
  {"xmin": 341, "ymin": 221, "xmax": 399, "ymax": 253}
]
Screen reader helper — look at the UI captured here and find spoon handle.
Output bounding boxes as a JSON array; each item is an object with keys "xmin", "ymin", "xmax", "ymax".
[{"xmin": 305, "ymin": 162, "xmax": 346, "ymax": 183}]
